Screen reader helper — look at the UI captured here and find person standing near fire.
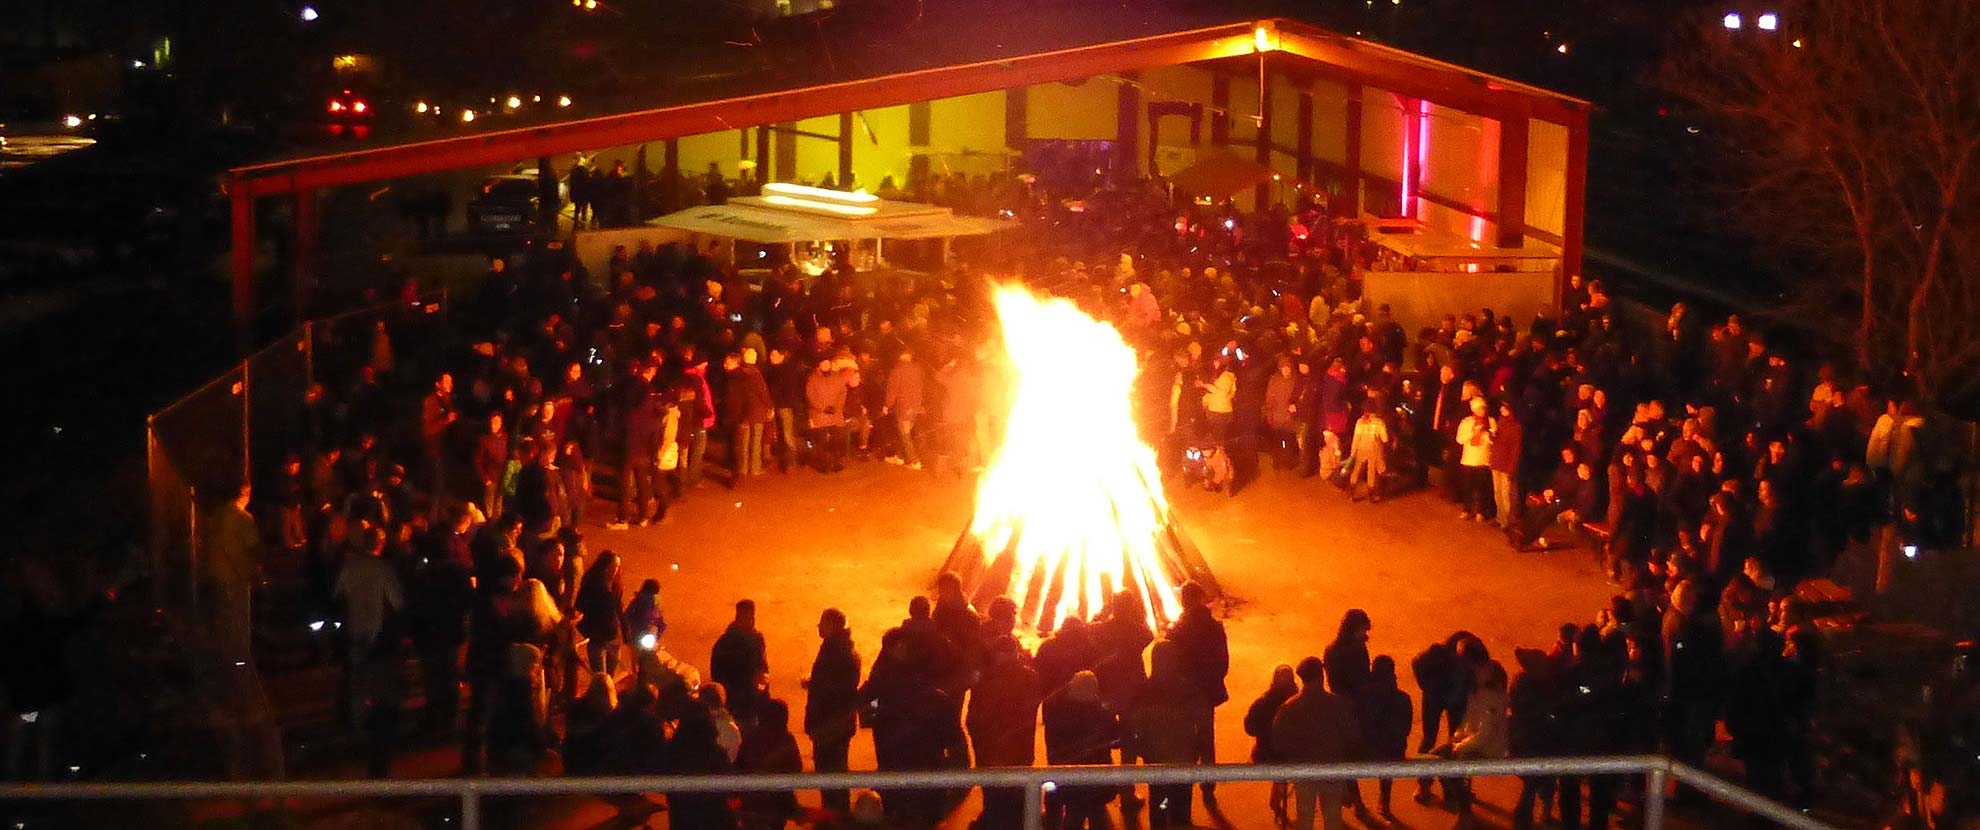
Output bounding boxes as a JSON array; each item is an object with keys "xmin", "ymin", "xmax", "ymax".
[{"xmin": 1164, "ymin": 581, "xmax": 1229, "ymax": 809}]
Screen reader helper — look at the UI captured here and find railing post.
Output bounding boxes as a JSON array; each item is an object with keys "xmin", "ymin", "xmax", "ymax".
[
  {"xmin": 1645, "ymin": 765, "xmax": 1670, "ymax": 830},
  {"xmin": 240, "ymin": 357, "xmax": 251, "ymax": 486},
  {"xmin": 1023, "ymin": 773, "xmax": 1045, "ymax": 830},
  {"xmin": 461, "ymin": 787, "xmax": 481, "ymax": 830}
]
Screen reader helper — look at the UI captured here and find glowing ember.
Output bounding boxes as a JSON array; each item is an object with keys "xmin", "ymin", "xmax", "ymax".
[{"xmin": 946, "ymin": 284, "xmax": 1213, "ymax": 631}]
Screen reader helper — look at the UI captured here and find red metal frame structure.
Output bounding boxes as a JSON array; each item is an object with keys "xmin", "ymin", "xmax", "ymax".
[{"xmin": 225, "ymin": 18, "xmax": 1590, "ymax": 341}]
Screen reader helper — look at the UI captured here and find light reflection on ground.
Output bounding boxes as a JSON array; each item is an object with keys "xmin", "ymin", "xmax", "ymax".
[{"xmin": 0, "ymin": 133, "xmax": 97, "ymax": 171}]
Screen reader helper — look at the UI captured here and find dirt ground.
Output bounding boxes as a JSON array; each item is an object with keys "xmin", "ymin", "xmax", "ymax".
[{"xmin": 537, "ymin": 457, "xmax": 1623, "ymax": 830}]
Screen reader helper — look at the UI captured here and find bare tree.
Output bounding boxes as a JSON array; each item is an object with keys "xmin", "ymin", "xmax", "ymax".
[{"xmin": 1663, "ymin": 0, "xmax": 1980, "ymax": 405}]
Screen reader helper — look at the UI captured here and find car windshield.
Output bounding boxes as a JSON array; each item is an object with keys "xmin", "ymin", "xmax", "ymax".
[{"xmin": 482, "ymin": 179, "xmax": 537, "ymax": 201}]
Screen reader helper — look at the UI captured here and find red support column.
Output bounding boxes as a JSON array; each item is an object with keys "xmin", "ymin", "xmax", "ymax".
[
  {"xmin": 1496, "ymin": 115, "xmax": 1529, "ymax": 249},
  {"xmin": 1561, "ymin": 109, "xmax": 1589, "ymax": 304},
  {"xmin": 1334, "ymin": 87, "xmax": 1362, "ymax": 217},
  {"xmin": 229, "ymin": 183, "xmax": 256, "ymax": 350},
  {"xmin": 293, "ymin": 188, "xmax": 317, "ymax": 324}
]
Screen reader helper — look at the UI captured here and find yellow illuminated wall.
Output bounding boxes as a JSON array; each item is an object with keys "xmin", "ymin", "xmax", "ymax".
[
  {"xmin": 1026, "ymin": 79, "xmax": 1119, "ymax": 141},
  {"xmin": 1310, "ymin": 79, "xmax": 1351, "ymax": 166},
  {"xmin": 1361, "ymin": 92, "xmax": 1407, "ymax": 184},
  {"xmin": 925, "ymin": 92, "xmax": 1006, "ymax": 178},
  {"xmin": 1228, "ymin": 76, "xmax": 1259, "ymax": 146},
  {"xmin": 1526, "ymin": 118, "xmax": 1569, "ymax": 238},
  {"xmin": 855, "ymin": 105, "xmax": 914, "ymax": 190},
  {"xmin": 677, "ymin": 130, "xmax": 744, "ymax": 179},
  {"xmin": 793, "ymin": 115, "xmax": 841, "ymax": 185}
]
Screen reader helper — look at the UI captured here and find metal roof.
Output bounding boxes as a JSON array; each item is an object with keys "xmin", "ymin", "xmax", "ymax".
[{"xmin": 229, "ymin": 18, "xmax": 1588, "ymax": 197}]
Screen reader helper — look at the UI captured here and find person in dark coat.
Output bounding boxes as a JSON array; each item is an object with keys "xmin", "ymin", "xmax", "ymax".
[
  {"xmin": 1033, "ymin": 617, "xmax": 1098, "ymax": 702},
  {"xmin": 574, "ymin": 552, "xmax": 625, "ymax": 677},
  {"xmin": 1413, "ymin": 632, "xmax": 1481, "ymax": 803},
  {"xmin": 664, "ymin": 710, "xmax": 739, "ymax": 830},
  {"xmin": 1129, "ymin": 641, "xmax": 1212, "ymax": 830},
  {"xmin": 968, "ymin": 636, "xmax": 1042, "ymax": 830},
  {"xmin": 408, "ymin": 548, "xmax": 475, "ymax": 731},
  {"xmin": 1042, "ymin": 671, "xmax": 1118, "ymax": 830},
  {"xmin": 1322, "ymin": 609, "xmax": 1380, "ymax": 823},
  {"xmin": 1163, "ymin": 581, "xmax": 1229, "ymax": 806},
  {"xmin": 725, "ymin": 349, "xmax": 775, "ymax": 486},
  {"xmin": 1245, "ymin": 664, "xmax": 1300, "ymax": 826},
  {"xmin": 1351, "ymin": 655, "xmax": 1413, "ymax": 819},
  {"xmin": 804, "ymin": 608, "xmax": 862, "ymax": 815},
  {"xmin": 737, "ymin": 698, "xmax": 803, "ymax": 830},
  {"xmin": 615, "ymin": 385, "xmax": 666, "ymax": 527},
  {"xmin": 1273, "ymin": 656, "xmax": 1362, "ymax": 830},
  {"xmin": 1510, "ymin": 647, "xmax": 1569, "ymax": 830},
  {"xmin": 858, "ymin": 628, "xmax": 958, "ymax": 827},
  {"xmin": 711, "ymin": 599, "xmax": 769, "ymax": 720}
]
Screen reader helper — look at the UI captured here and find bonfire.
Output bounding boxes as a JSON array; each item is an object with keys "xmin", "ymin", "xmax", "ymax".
[{"xmin": 941, "ymin": 285, "xmax": 1218, "ymax": 632}]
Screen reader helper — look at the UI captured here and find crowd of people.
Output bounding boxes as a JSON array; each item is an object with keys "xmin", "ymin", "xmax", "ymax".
[{"xmin": 172, "ymin": 161, "xmax": 1969, "ymax": 829}]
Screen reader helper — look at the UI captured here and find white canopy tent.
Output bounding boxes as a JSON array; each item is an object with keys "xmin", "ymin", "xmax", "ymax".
[{"xmin": 646, "ymin": 190, "xmax": 1017, "ymax": 243}]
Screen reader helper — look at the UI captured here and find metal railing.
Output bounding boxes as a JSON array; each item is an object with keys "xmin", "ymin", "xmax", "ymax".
[{"xmin": 0, "ymin": 755, "xmax": 1840, "ymax": 830}]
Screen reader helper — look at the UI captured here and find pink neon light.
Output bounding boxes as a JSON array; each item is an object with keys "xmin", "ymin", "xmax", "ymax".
[
  {"xmin": 1398, "ymin": 97, "xmax": 1414, "ymax": 215},
  {"xmin": 1415, "ymin": 99, "xmax": 1430, "ymax": 219},
  {"xmin": 1469, "ymin": 215, "xmax": 1487, "ymax": 242}
]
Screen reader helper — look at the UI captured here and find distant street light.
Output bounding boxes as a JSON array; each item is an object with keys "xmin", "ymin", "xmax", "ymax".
[
  {"xmin": 63, "ymin": 114, "xmax": 83, "ymax": 128},
  {"xmin": 1556, "ymin": 42, "xmax": 1569, "ymax": 54},
  {"xmin": 557, "ymin": 95, "xmax": 573, "ymax": 107},
  {"xmin": 300, "ymin": 5, "xmax": 319, "ymax": 21},
  {"xmin": 505, "ymin": 95, "xmax": 522, "ymax": 110},
  {"xmin": 461, "ymin": 110, "xmax": 476, "ymax": 123},
  {"xmin": 1757, "ymin": 12, "xmax": 1779, "ymax": 30},
  {"xmin": 1722, "ymin": 12, "xmax": 1742, "ymax": 29}
]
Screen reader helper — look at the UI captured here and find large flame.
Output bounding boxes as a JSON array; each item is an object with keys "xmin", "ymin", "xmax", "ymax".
[{"xmin": 968, "ymin": 285, "xmax": 1185, "ymax": 631}]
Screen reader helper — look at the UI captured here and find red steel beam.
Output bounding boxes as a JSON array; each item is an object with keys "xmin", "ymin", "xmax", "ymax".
[
  {"xmin": 229, "ymin": 185, "xmax": 255, "ymax": 345},
  {"xmin": 1270, "ymin": 29, "xmax": 1587, "ymax": 125},
  {"xmin": 1561, "ymin": 107, "xmax": 1590, "ymax": 300},
  {"xmin": 234, "ymin": 23, "xmax": 1269, "ymax": 197},
  {"xmin": 231, "ymin": 20, "xmax": 1586, "ymax": 199},
  {"xmin": 1496, "ymin": 115, "xmax": 1530, "ymax": 249}
]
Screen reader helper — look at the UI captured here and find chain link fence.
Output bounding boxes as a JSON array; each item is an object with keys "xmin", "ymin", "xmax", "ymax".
[{"xmin": 145, "ymin": 290, "xmax": 448, "ymax": 609}]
